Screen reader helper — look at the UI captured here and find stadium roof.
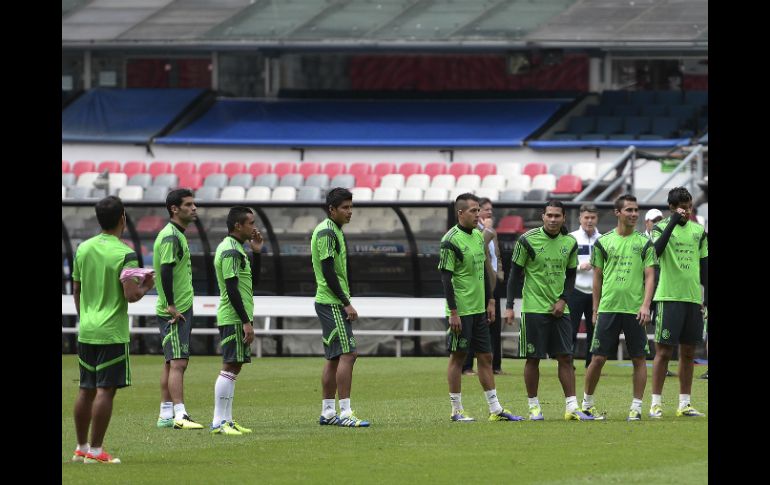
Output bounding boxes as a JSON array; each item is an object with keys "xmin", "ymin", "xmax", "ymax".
[{"xmin": 62, "ymin": 0, "xmax": 708, "ymax": 51}]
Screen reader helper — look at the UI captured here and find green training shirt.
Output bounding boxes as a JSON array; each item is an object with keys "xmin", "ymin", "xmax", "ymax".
[
  {"xmin": 437, "ymin": 225, "xmax": 486, "ymax": 316},
  {"xmin": 72, "ymin": 233, "xmax": 138, "ymax": 344},
  {"xmin": 214, "ymin": 236, "xmax": 254, "ymax": 325},
  {"xmin": 152, "ymin": 222, "xmax": 193, "ymax": 317},
  {"xmin": 512, "ymin": 227, "xmax": 578, "ymax": 314},
  {"xmin": 311, "ymin": 218, "xmax": 350, "ymax": 305},
  {"xmin": 652, "ymin": 217, "xmax": 708, "ymax": 304},
  {"xmin": 592, "ymin": 230, "xmax": 656, "ymax": 314}
]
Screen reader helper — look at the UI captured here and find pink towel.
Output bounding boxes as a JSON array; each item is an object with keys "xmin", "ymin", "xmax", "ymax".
[{"xmin": 120, "ymin": 267, "xmax": 155, "ymax": 283}]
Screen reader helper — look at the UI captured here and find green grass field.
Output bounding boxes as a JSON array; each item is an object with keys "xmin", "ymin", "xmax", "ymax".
[{"xmin": 62, "ymin": 355, "xmax": 707, "ymax": 484}]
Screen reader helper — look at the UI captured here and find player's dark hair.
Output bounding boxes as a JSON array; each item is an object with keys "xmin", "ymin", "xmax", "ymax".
[
  {"xmin": 455, "ymin": 193, "xmax": 479, "ymax": 213},
  {"xmin": 166, "ymin": 188, "xmax": 194, "ymax": 217},
  {"xmin": 614, "ymin": 194, "xmax": 637, "ymax": 211},
  {"xmin": 325, "ymin": 187, "xmax": 353, "ymax": 216},
  {"xmin": 667, "ymin": 186, "xmax": 692, "ymax": 207},
  {"xmin": 95, "ymin": 196, "xmax": 125, "ymax": 230},
  {"xmin": 227, "ymin": 206, "xmax": 254, "ymax": 232}
]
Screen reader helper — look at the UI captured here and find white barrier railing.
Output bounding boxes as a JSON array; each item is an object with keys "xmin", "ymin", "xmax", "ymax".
[{"xmin": 62, "ymin": 295, "xmax": 638, "ymax": 359}]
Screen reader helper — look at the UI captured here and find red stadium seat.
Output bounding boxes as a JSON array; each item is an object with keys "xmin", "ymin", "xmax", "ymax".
[
  {"xmin": 398, "ymin": 163, "xmax": 422, "ymax": 178},
  {"xmin": 298, "ymin": 162, "xmax": 321, "ymax": 178},
  {"xmin": 448, "ymin": 162, "xmax": 471, "ymax": 178},
  {"xmin": 199, "ymin": 161, "xmax": 222, "ymax": 179},
  {"xmin": 173, "ymin": 161, "xmax": 197, "ymax": 177},
  {"xmin": 473, "ymin": 163, "xmax": 497, "ymax": 177},
  {"xmin": 98, "ymin": 161, "xmax": 121, "ymax": 173},
  {"xmin": 355, "ymin": 174, "xmax": 380, "ymax": 189},
  {"xmin": 496, "ymin": 215, "xmax": 525, "ymax": 234},
  {"xmin": 323, "ymin": 163, "xmax": 347, "ymax": 179},
  {"xmin": 123, "ymin": 161, "xmax": 147, "ymax": 179},
  {"xmin": 62, "ymin": 160, "xmax": 70, "ymax": 173},
  {"xmin": 348, "ymin": 163, "xmax": 371, "ymax": 178},
  {"xmin": 522, "ymin": 163, "xmax": 547, "ymax": 178},
  {"xmin": 136, "ymin": 215, "xmax": 166, "ymax": 233},
  {"xmin": 249, "ymin": 162, "xmax": 272, "ymax": 177},
  {"xmin": 178, "ymin": 173, "xmax": 203, "ymax": 190},
  {"xmin": 374, "ymin": 162, "xmax": 396, "ymax": 178},
  {"xmin": 149, "ymin": 161, "xmax": 172, "ymax": 178},
  {"xmin": 424, "ymin": 162, "xmax": 448, "ymax": 178},
  {"xmin": 73, "ymin": 160, "xmax": 95, "ymax": 177},
  {"xmin": 273, "ymin": 162, "xmax": 296, "ymax": 178},
  {"xmin": 223, "ymin": 161, "xmax": 246, "ymax": 178},
  {"xmin": 552, "ymin": 175, "xmax": 583, "ymax": 194}
]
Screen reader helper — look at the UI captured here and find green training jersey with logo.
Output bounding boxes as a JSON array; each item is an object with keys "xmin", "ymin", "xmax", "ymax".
[
  {"xmin": 592, "ymin": 230, "xmax": 656, "ymax": 314},
  {"xmin": 72, "ymin": 234, "xmax": 138, "ymax": 344},
  {"xmin": 512, "ymin": 227, "xmax": 578, "ymax": 314},
  {"xmin": 437, "ymin": 225, "xmax": 486, "ymax": 316},
  {"xmin": 311, "ymin": 218, "xmax": 350, "ymax": 305},
  {"xmin": 153, "ymin": 222, "xmax": 193, "ymax": 317},
  {"xmin": 214, "ymin": 236, "xmax": 254, "ymax": 325},
  {"xmin": 652, "ymin": 218, "xmax": 708, "ymax": 304}
]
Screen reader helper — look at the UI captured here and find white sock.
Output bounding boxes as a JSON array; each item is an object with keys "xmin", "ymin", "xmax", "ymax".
[
  {"xmin": 485, "ymin": 389, "xmax": 503, "ymax": 414},
  {"xmin": 77, "ymin": 443, "xmax": 89, "ymax": 453},
  {"xmin": 678, "ymin": 394, "xmax": 690, "ymax": 409},
  {"xmin": 160, "ymin": 401, "xmax": 173, "ymax": 419},
  {"xmin": 652, "ymin": 394, "xmax": 662, "ymax": 406},
  {"xmin": 173, "ymin": 403, "xmax": 188, "ymax": 421},
  {"xmin": 582, "ymin": 393, "xmax": 594, "ymax": 408},
  {"xmin": 89, "ymin": 446, "xmax": 102, "ymax": 457},
  {"xmin": 322, "ymin": 399, "xmax": 337, "ymax": 418},
  {"xmin": 565, "ymin": 396, "xmax": 578, "ymax": 413},
  {"xmin": 213, "ymin": 371, "xmax": 236, "ymax": 426},
  {"xmin": 450, "ymin": 393, "xmax": 463, "ymax": 413},
  {"xmin": 224, "ymin": 372, "xmax": 237, "ymax": 422},
  {"xmin": 339, "ymin": 398, "xmax": 352, "ymax": 417},
  {"xmin": 631, "ymin": 398, "xmax": 643, "ymax": 412},
  {"xmin": 527, "ymin": 397, "xmax": 540, "ymax": 408}
]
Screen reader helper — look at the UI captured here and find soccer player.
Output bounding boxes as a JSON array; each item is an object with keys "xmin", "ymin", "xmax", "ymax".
[
  {"xmin": 581, "ymin": 195, "xmax": 656, "ymax": 421},
  {"xmin": 153, "ymin": 188, "xmax": 203, "ymax": 429},
  {"xmin": 440, "ymin": 193, "xmax": 522, "ymax": 422},
  {"xmin": 568, "ymin": 204, "xmax": 601, "ymax": 369},
  {"xmin": 504, "ymin": 200, "xmax": 594, "ymax": 421},
  {"xmin": 210, "ymin": 206, "xmax": 263, "ymax": 435},
  {"xmin": 649, "ymin": 187, "xmax": 708, "ymax": 418},
  {"xmin": 312, "ymin": 188, "xmax": 369, "ymax": 427},
  {"xmin": 71, "ymin": 196, "xmax": 155, "ymax": 464}
]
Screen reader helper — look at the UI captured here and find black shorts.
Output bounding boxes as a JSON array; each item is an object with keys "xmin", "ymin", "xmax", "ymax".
[
  {"xmin": 654, "ymin": 301, "xmax": 704, "ymax": 346},
  {"xmin": 218, "ymin": 324, "xmax": 252, "ymax": 364},
  {"xmin": 590, "ymin": 313, "xmax": 650, "ymax": 358},
  {"xmin": 520, "ymin": 313, "xmax": 573, "ymax": 359},
  {"xmin": 157, "ymin": 307, "xmax": 193, "ymax": 361},
  {"xmin": 78, "ymin": 341, "xmax": 131, "ymax": 389},
  {"xmin": 316, "ymin": 302, "xmax": 356, "ymax": 360},
  {"xmin": 446, "ymin": 313, "xmax": 492, "ymax": 354}
]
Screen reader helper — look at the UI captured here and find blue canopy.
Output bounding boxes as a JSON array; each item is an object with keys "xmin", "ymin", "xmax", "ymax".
[
  {"xmin": 62, "ymin": 88, "xmax": 205, "ymax": 144},
  {"xmin": 156, "ymin": 99, "xmax": 568, "ymax": 147},
  {"xmin": 528, "ymin": 139, "xmax": 692, "ymax": 149}
]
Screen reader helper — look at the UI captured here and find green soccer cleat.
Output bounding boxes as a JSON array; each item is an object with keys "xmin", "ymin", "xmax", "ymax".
[
  {"xmin": 174, "ymin": 414, "xmax": 205, "ymax": 430},
  {"xmin": 581, "ymin": 405, "xmax": 606, "ymax": 420},
  {"xmin": 564, "ymin": 409, "xmax": 595, "ymax": 421},
  {"xmin": 627, "ymin": 409, "xmax": 642, "ymax": 421},
  {"xmin": 338, "ymin": 411, "xmax": 370, "ymax": 427},
  {"xmin": 676, "ymin": 404, "xmax": 705, "ymax": 417},
  {"xmin": 156, "ymin": 417, "xmax": 174, "ymax": 428},
  {"xmin": 649, "ymin": 404, "xmax": 663, "ymax": 419},
  {"xmin": 210, "ymin": 421, "xmax": 242, "ymax": 436},
  {"xmin": 528, "ymin": 404, "xmax": 544, "ymax": 421},
  {"xmin": 488, "ymin": 409, "xmax": 524, "ymax": 421},
  {"xmin": 229, "ymin": 421, "xmax": 252, "ymax": 433}
]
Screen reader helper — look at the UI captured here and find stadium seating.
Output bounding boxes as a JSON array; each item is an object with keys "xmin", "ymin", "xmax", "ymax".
[
  {"xmin": 229, "ymin": 173, "xmax": 254, "ymax": 188},
  {"xmin": 73, "ymin": 161, "xmax": 96, "ymax": 177},
  {"xmin": 455, "ymin": 174, "xmax": 481, "ymax": 190},
  {"xmin": 424, "ymin": 162, "xmax": 448, "ymax": 178},
  {"xmin": 373, "ymin": 187, "xmax": 398, "ymax": 200},
  {"xmin": 297, "ymin": 186, "xmax": 323, "ymax": 201},
  {"xmin": 144, "ymin": 186, "xmax": 169, "ymax": 201},
  {"xmin": 499, "ymin": 189, "xmax": 526, "ymax": 201},
  {"xmin": 149, "ymin": 161, "xmax": 171, "ymax": 178},
  {"xmin": 323, "ymin": 163, "xmax": 347, "ymax": 179},
  {"xmin": 195, "ymin": 186, "xmax": 220, "ymax": 201},
  {"xmin": 223, "ymin": 161, "xmax": 246, "ymax": 178},
  {"xmin": 98, "ymin": 160, "xmax": 121, "ymax": 173},
  {"xmin": 273, "ymin": 162, "xmax": 296, "ymax": 178},
  {"xmin": 430, "ymin": 174, "xmax": 456, "ymax": 190},
  {"xmin": 350, "ymin": 187, "xmax": 373, "ymax": 201},
  {"xmin": 271, "ymin": 186, "xmax": 296, "ymax": 201},
  {"xmin": 522, "ymin": 163, "xmax": 547, "ymax": 178},
  {"xmin": 398, "ymin": 187, "xmax": 423, "ymax": 201},
  {"xmin": 548, "ymin": 163, "xmax": 570, "ymax": 178},
  {"xmin": 249, "ymin": 162, "xmax": 272, "ymax": 177},
  {"xmin": 305, "ymin": 174, "xmax": 330, "ymax": 188},
  {"xmin": 348, "ymin": 163, "xmax": 371, "ymax": 178},
  {"xmin": 398, "ymin": 163, "xmax": 422, "ymax": 178},
  {"xmin": 255, "ymin": 173, "xmax": 279, "ymax": 188},
  {"xmin": 473, "ymin": 163, "xmax": 497, "ymax": 177},
  {"xmin": 198, "ymin": 161, "xmax": 222, "ymax": 179},
  {"xmin": 62, "ymin": 160, "xmax": 70, "ymax": 173},
  {"xmin": 475, "ymin": 187, "xmax": 499, "ymax": 200},
  {"xmin": 173, "ymin": 161, "xmax": 196, "ymax": 177},
  {"xmin": 374, "ymin": 162, "xmax": 397, "ymax": 178},
  {"xmin": 380, "ymin": 174, "xmax": 405, "ymax": 189},
  {"xmin": 179, "ymin": 173, "xmax": 203, "ymax": 190},
  {"xmin": 480, "ymin": 175, "xmax": 506, "ymax": 190},
  {"xmin": 298, "ymin": 162, "xmax": 321, "ymax": 179},
  {"xmin": 246, "ymin": 186, "xmax": 271, "ymax": 201},
  {"xmin": 280, "ymin": 173, "xmax": 305, "ymax": 188},
  {"xmin": 128, "ymin": 173, "xmax": 152, "ymax": 188},
  {"xmin": 506, "ymin": 174, "xmax": 531, "ymax": 191},
  {"xmin": 330, "ymin": 174, "xmax": 355, "ymax": 188},
  {"xmin": 423, "ymin": 187, "xmax": 449, "ymax": 201},
  {"xmin": 153, "ymin": 173, "xmax": 178, "ymax": 187},
  {"xmin": 552, "ymin": 174, "xmax": 583, "ymax": 194},
  {"xmin": 219, "ymin": 186, "xmax": 246, "ymax": 200},
  {"xmin": 448, "ymin": 162, "xmax": 471, "ymax": 178},
  {"xmin": 123, "ymin": 161, "xmax": 147, "ymax": 179},
  {"xmin": 62, "ymin": 173, "xmax": 76, "ymax": 187},
  {"xmin": 405, "ymin": 174, "xmax": 430, "ymax": 189},
  {"xmin": 571, "ymin": 162, "xmax": 598, "ymax": 181},
  {"xmin": 531, "ymin": 174, "xmax": 557, "ymax": 191},
  {"xmin": 76, "ymin": 172, "xmax": 99, "ymax": 188}
]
